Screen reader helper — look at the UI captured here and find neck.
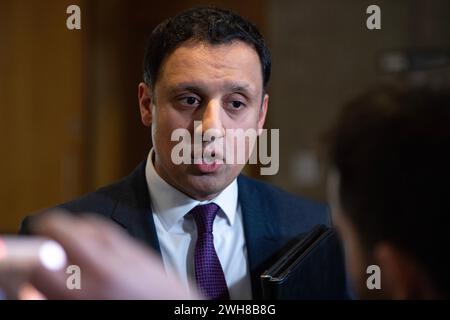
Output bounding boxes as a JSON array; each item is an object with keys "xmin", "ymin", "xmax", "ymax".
[{"xmin": 152, "ymin": 154, "xmax": 220, "ymax": 201}]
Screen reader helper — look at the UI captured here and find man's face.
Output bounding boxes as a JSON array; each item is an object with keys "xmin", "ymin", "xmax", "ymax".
[{"xmin": 139, "ymin": 40, "xmax": 268, "ymax": 200}]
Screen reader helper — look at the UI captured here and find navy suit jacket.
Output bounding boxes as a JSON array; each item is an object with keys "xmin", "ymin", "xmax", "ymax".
[{"xmin": 20, "ymin": 161, "xmax": 332, "ymax": 299}]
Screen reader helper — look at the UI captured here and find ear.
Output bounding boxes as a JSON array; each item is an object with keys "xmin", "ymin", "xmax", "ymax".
[
  {"xmin": 374, "ymin": 243, "xmax": 433, "ymax": 299},
  {"xmin": 138, "ymin": 82, "xmax": 153, "ymax": 127},
  {"xmin": 257, "ymin": 93, "xmax": 269, "ymax": 136}
]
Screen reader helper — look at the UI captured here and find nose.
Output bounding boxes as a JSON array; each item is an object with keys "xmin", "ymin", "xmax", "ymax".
[{"xmin": 199, "ymin": 99, "xmax": 225, "ymax": 139}]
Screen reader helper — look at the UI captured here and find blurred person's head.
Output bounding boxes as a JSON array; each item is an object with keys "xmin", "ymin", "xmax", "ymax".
[
  {"xmin": 327, "ymin": 85, "xmax": 450, "ymax": 299},
  {"xmin": 138, "ymin": 7, "xmax": 270, "ymax": 200}
]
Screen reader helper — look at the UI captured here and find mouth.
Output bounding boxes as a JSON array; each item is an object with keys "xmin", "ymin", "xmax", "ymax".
[
  {"xmin": 191, "ymin": 144, "xmax": 225, "ymax": 172},
  {"xmin": 191, "ymin": 149, "xmax": 225, "ymax": 173},
  {"xmin": 193, "ymin": 161, "xmax": 223, "ymax": 173}
]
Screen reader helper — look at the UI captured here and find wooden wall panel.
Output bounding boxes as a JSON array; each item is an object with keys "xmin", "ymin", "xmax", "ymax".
[{"xmin": 0, "ymin": 0, "xmax": 86, "ymax": 231}]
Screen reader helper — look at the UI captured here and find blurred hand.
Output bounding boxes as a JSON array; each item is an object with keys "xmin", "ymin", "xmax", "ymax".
[{"xmin": 28, "ymin": 211, "xmax": 200, "ymax": 299}]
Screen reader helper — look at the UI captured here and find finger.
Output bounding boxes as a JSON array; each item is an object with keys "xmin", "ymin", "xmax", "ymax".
[
  {"xmin": 76, "ymin": 214, "xmax": 131, "ymax": 249},
  {"xmin": 29, "ymin": 211, "xmax": 105, "ymax": 271},
  {"xmin": 29, "ymin": 264, "xmax": 74, "ymax": 300}
]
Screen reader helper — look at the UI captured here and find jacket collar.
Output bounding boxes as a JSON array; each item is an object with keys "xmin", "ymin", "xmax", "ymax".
[
  {"xmin": 237, "ymin": 175, "xmax": 281, "ymax": 299},
  {"xmin": 110, "ymin": 162, "xmax": 161, "ymax": 253}
]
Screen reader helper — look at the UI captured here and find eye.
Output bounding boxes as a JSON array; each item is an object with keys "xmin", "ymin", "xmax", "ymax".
[
  {"xmin": 229, "ymin": 100, "xmax": 245, "ymax": 109},
  {"xmin": 179, "ymin": 96, "xmax": 201, "ymax": 107}
]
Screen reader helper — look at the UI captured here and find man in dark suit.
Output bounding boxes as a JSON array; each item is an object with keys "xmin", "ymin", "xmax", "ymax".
[{"xmin": 21, "ymin": 7, "xmax": 336, "ymax": 300}]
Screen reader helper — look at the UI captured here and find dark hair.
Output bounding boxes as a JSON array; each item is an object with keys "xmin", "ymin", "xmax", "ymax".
[
  {"xmin": 327, "ymin": 85, "xmax": 450, "ymax": 296},
  {"xmin": 143, "ymin": 6, "xmax": 271, "ymax": 89}
]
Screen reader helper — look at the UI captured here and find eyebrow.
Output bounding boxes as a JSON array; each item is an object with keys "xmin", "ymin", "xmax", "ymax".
[
  {"xmin": 167, "ymin": 82, "xmax": 257, "ymax": 97},
  {"xmin": 229, "ymin": 84, "xmax": 255, "ymax": 96}
]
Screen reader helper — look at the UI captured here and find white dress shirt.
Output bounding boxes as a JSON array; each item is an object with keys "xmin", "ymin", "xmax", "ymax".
[{"xmin": 145, "ymin": 149, "xmax": 252, "ymax": 299}]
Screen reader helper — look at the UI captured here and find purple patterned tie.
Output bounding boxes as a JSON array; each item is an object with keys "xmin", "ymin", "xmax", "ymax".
[{"xmin": 191, "ymin": 203, "xmax": 230, "ymax": 300}]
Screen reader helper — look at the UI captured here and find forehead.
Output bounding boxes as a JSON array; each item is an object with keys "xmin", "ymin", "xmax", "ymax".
[{"xmin": 157, "ymin": 40, "xmax": 263, "ymax": 92}]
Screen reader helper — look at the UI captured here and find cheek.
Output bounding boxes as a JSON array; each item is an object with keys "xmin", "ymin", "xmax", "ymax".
[
  {"xmin": 152, "ymin": 111, "xmax": 186, "ymax": 164},
  {"xmin": 154, "ymin": 107, "xmax": 190, "ymax": 139},
  {"xmin": 223, "ymin": 119, "xmax": 259, "ymax": 163},
  {"xmin": 344, "ymin": 239, "xmax": 364, "ymax": 281},
  {"xmin": 247, "ymin": 108, "xmax": 262, "ymax": 128},
  {"xmin": 341, "ymin": 227, "xmax": 372, "ymax": 297},
  {"xmin": 334, "ymin": 211, "xmax": 369, "ymax": 296}
]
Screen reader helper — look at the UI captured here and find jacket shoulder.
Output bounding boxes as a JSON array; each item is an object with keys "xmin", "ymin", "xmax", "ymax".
[
  {"xmin": 58, "ymin": 180, "xmax": 124, "ymax": 215},
  {"xmin": 237, "ymin": 175, "xmax": 331, "ymax": 229},
  {"xmin": 19, "ymin": 174, "xmax": 131, "ymax": 234}
]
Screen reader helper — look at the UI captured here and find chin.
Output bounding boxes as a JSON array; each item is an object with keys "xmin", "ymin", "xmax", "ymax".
[
  {"xmin": 180, "ymin": 169, "xmax": 240, "ymax": 199},
  {"xmin": 185, "ymin": 175, "xmax": 229, "ymax": 198}
]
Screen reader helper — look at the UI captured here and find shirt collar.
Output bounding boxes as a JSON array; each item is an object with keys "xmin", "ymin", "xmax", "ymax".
[{"xmin": 145, "ymin": 148, "xmax": 238, "ymax": 232}]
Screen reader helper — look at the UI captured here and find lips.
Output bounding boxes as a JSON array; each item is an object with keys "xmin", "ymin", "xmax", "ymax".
[
  {"xmin": 193, "ymin": 161, "xmax": 223, "ymax": 173},
  {"xmin": 191, "ymin": 146, "xmax": 225, "ymax": 173}
]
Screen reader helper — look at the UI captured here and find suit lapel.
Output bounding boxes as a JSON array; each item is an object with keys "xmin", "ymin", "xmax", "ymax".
[
  {"xmin": 110, "ymin": 162, "xmax": 161, "ymax": 255},
  {"xmin": 238, "ymin": 175, "xmax": 281, "ymax": 299}
]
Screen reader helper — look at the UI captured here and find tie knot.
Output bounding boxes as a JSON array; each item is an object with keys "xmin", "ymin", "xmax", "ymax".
[{"xmin": 191, "ymin": 203, "xmax": 220, "ymax": 234}]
